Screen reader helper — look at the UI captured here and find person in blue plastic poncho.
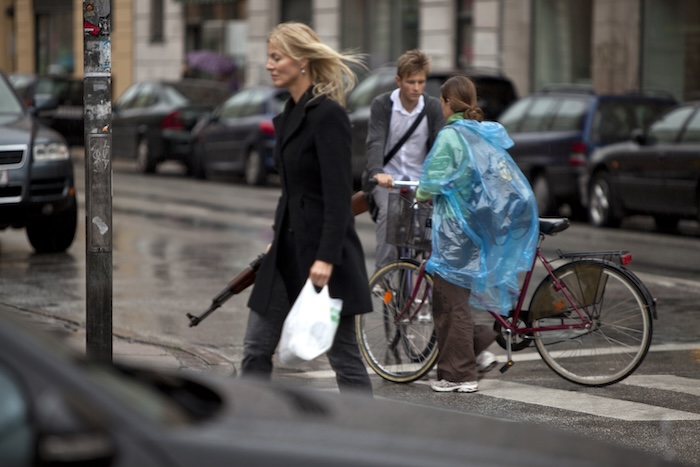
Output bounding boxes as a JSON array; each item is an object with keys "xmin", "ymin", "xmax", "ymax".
[{"xmin": 416, "ymin": 76, "xmax": 539, "ymax": 393}]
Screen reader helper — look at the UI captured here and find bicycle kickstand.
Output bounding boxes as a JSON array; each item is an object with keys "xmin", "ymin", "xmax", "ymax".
[{"xmin": 499, "ymin": 329, "xmax": 515, "ymax": 374}]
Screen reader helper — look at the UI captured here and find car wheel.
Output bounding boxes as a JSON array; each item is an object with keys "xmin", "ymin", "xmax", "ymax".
[
  {"xmin": 136, "ymin": 138, "xmax": 157, "ymax": 174},
  {"xmin": 244, "ymin": 149, "xmax": 266, "ymax": 186},
  {"xmin": 532, "ymin": 174, "xmax": 555, "ymax": 216},
  {"xmin": 588, "ymin": 172, "xmax": 622, "ymax": 228},
  {"xmin": 26, "ymin": 196, "xmax": 78, "ymax": 254}
]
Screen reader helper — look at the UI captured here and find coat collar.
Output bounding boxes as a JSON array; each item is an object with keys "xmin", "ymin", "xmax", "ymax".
[{"xmin": 274, "ymin": 86, "xmax": 322, "ymax": 150}]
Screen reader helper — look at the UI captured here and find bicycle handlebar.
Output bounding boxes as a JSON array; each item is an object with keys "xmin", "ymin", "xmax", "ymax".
[{"xmin": 366, "ymin": 178, "xmax": 420, "ymax": 189}]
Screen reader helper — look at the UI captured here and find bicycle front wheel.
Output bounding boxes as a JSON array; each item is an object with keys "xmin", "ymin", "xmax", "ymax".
[
  {"xmin": 356, "ymin": 261, "xmax": 438, "ymax": 383},
  {"xmin": 530, "ymin": 259, "xmax": 653, "ymax": 387}
]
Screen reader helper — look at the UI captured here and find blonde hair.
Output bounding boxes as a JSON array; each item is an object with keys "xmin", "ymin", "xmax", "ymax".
[
  {"xmin": 268, "ymin": 22, "xmax": 364, "ymax": 106},
  {"xmin": 440, "ymin": 75, "xmax": 485, "ymax": 122}
]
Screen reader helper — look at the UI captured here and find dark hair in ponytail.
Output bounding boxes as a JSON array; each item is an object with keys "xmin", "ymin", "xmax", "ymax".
[{"xmin": 440, "ymin": 75, "xmax": 484, "ymax": 122}]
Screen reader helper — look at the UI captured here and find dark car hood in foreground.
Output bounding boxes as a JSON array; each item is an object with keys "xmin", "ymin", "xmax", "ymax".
[{"xmin": 149, "ymin": 371, "xmax": 679, "ymax": 467}]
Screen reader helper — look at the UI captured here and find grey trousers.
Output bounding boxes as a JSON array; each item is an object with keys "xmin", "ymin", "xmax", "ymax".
[
  {"xmin": 241, "ymin": 273, "xmax": 373, "ymax": 395},
  {"xmin": 432, "ymin": 274, "xmax": 498, "ymax": 382}
]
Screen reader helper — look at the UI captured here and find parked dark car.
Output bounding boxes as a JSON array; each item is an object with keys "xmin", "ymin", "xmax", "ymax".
[
  {"xmin": 112, "ymin": 79, "xmax": 231, "ymax": 174},
  {"xmin": 0, "ymin": 71, "xmax": 77, "ymax": 253},
  {"xmin": 8, "ymin": 73, "xmax": 85, "ymax": 147},
  {"xmin": 0, "ymin": 309, "xmax": 680, "ymax": 467},
  {"xmin": 190, "ymin": 86, "xmax": 288, "ymax": 185},
  {"xmin": 498, "ymin": 85, "xmax": 677, "ymax": 216},
  {"xmin": 582, "ymin": 101, "xmax": 700, "ymax": 231},
  {"xmin": 346, "ymin": 66, "xmax": 518, "ymax": 184}
]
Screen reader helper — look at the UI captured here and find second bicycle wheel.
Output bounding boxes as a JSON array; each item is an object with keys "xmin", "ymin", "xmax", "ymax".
[
  {"xmin": 356, "ymin": 261, "xmax": 438, "ymax": 383},
  {"xmin": 530, "ymin": 259, "xmax": 653, "ymax": 387}
]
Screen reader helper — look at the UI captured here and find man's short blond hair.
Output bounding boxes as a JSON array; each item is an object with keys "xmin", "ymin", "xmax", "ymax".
[{"xmin": 396, "ymin": 49, "xmax": 431, "ymax": 79}]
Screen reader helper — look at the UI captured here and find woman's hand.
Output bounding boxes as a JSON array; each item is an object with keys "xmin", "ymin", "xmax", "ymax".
[
  {"xmin": 309, "ymin": 260, "xmax": 333, "ymax": 288},
  {"xmin": 373, "ymin": 173, "xmax": 394, "ymax": 189}
]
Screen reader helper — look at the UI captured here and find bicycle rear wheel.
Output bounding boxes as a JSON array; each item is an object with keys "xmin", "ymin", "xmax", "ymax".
[
  {"xmin": 530, "ymin": 259, "xmax": 653, "ymax": 386},
  {"xmin": 356, "ymin": 261, "xmax": 438, "ymax": 383}
]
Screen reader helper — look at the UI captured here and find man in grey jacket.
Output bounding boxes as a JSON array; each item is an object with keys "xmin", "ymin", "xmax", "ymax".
[{"xmin": 362, "ymin": 49, "xmax": 444, "ymax": 271}]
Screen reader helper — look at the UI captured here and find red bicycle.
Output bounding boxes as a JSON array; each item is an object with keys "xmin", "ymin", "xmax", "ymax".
[{"xmin": 356, "ymin": 181, "xmax": 656, "ymax": 387}]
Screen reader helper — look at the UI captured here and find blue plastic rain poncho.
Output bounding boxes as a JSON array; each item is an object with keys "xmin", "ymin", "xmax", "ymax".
[{"xmin": 416, "ymin": 114, "xmax": 538, "ymax": 315}]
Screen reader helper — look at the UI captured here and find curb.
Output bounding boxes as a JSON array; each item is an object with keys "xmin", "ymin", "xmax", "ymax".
[{"xmin": 1, "ymin": 303, "xmax": 236, "ymax": 376}]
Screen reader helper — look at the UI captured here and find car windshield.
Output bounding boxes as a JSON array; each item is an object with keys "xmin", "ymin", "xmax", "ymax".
[
  {"xmin": 169, "ymin": 81, "xmax": 231, "ymax": 107},
  {"xmin": 0, "ymin": 77, "xmax": 24, "ymax": 115},
  {"xmin": 591, "ymin": 99, "xmax": 676, "ymax": 144},
  {"xmin": 34, "ymin": 78, "xmax": 69, "ymax": 97}
]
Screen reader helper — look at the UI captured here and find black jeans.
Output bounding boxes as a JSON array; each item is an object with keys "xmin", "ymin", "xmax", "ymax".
[{"xmin": 241, "ymin": 272, "xmax": 373, "ymax": 395}]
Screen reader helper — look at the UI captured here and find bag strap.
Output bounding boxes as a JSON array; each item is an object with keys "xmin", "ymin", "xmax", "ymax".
[{"xmin": 383, "ymin": 104, "xmax": 428, "ymax": 166}]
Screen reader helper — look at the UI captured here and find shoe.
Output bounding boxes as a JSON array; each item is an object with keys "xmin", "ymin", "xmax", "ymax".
[
  {"xmin": 430, "ymin": 379, "xmax": 478, "ymax": 393},
  {"xmin": 477, "ymin": 350, "xmax": 498, "ymax": 375}
]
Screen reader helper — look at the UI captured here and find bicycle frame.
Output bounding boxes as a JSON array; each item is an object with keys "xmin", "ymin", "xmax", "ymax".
[
  {"xmin": 390, "ymin": 259, "xmax": 431, "ymax": 323},
  {"xmin": 395, "ymin": 233, "xmax": 630, "ymax": 371}
]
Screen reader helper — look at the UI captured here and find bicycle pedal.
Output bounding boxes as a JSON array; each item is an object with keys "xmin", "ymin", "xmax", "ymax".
[{"xmin": 499, "ymin": 361, "xmax": 514, "ymax": 374}]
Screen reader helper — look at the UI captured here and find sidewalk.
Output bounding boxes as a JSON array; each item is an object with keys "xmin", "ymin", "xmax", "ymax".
[{"xmin": 1, "ymin": 303, "xmax": 237, "ymax": 376}]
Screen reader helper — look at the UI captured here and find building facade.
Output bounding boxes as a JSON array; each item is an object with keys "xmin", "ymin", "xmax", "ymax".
[{"xmin": 1, "ymin": 0, "xmax": 698, "ymax": 103}]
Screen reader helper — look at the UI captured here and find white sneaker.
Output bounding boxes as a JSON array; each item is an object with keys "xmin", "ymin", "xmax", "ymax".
[
  {"xmin": 430, "ymin": 379, "xmax": 478, "ymax": 393},
  {"xmin": 476, "ymin": 351, "xmax": 498, "ymax": 375}
]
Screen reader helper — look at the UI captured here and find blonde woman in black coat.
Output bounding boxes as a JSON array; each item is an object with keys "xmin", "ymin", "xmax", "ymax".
[{"xmin": 242, "ymin": 22, "xmax": 373, "ymax": 394}]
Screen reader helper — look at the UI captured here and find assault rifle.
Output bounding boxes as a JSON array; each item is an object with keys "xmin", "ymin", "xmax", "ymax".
[{"xmin": 186, "ymin": 253, "xmax": 266, "ymax": 327}]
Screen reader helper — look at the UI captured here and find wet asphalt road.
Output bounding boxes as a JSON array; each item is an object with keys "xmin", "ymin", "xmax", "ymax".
[{"xmin": 1, "ymin": 149, "xmax": 699, "ymax": 465}]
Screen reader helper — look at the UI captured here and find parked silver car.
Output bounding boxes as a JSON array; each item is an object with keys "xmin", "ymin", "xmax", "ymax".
[{"xmin": 0, "ymin": 71, "xmax": 77, "ymax": 253}]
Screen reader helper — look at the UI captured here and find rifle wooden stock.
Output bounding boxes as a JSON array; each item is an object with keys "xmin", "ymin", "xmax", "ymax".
[{"xmin": 187, "ymin": 253, "xmax": 266, "ymax": 327}]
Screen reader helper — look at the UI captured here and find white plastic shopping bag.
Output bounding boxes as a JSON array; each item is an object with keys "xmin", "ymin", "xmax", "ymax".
[{"xmin": 278, "ymin": 279, "xmax": 342, "ymax": 365}]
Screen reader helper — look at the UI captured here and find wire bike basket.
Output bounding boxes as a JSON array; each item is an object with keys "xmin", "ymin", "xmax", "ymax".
[{"xmin": 386, "ymin": 192, "xmax": 432, "ymax": 252}]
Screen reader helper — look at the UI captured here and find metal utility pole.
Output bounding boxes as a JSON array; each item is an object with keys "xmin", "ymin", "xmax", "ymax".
[{"xmin": 83, "ymin": 0, "xmax": 113, "ymax": 362}]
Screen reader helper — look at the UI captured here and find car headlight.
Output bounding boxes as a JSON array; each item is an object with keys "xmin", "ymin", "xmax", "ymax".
[{"xmin": 34, "ymin": 142, "xmax": 69, "ymax": 161}]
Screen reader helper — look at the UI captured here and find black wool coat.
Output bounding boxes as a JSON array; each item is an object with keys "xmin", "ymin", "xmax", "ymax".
[{"xmin": 247, "ymin": 89, "xmax": 372, "ymax": 317}]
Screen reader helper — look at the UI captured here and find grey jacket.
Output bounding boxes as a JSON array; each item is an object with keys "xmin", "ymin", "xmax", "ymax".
[{"xmin": 362, "ymin": 92, "xmax": 444, "ymax": 191}]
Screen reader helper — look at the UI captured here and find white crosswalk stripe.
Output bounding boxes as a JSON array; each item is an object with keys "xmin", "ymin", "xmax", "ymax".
[
  {"xmin": 427, "ymin": 379, "xmax": 700, "ymax": 421},
  {"xmin": 621, "ymin": 375, "xmax": 700, "ymax": 397},
  {"xmin": 283, "ymin": 343, "xmax": 700, "ymax": 421},
  {"xmin": 286, "ymin": 369, "xmax": 700, "ymax": 421}
]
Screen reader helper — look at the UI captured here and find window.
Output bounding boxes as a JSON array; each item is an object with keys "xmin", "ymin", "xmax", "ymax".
[
  {"xmin": 341, "ymin": 0, "xmax": 418, "ymax": 69},
  {"xmin": 519, "ymin": 97, "xmax": 557, "ymax": 132},
  {"xmin": 641, "ymin": 0, "xmax": 700, "ymax": 101},
  {"xmin": 219, "ymin": 91, "xmax": 249, "ymax": 119},
  {"xmin": 243, "ymin": 89, "xmax": 270, "ymax": 117},
  {"xmin": 133, "ymin": 84, "xmax": 159, "ymax": 108},
  {"xmin": 150, "ymin": 0, "xmax": 164, "ymax": 43},
  {"xmin": 549, "ymin": 98, "xmax": 588, "ymax": 131},
  {"xmin": 532, "ymin": 0, "xmax": 592, "ymax": 92},
  {"xmin": 498, "ymin": 98, "xmax": 532, "ymax": 132},
  {"xmin": 456, "ymin": 0, "xmax": 474, "ymax": 68},
  {"xmin": 115, "ymin": 84, "xmax": 141, "ymax": 111},
  {"xmin": 680, "ymin": 108, "xmax": 700, "ymax": 143},
  {"xmin": 282, "ymin": 0, "xmax": 312, "ymax": 25},
  {"xmin": 647, "ymin": 106, "xmax": 694, "ymax": 144}
]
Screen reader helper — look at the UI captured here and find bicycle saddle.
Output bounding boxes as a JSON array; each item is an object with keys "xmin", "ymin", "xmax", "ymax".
[{"xmin": 539, "ymin": 217, "xmax": 570, "ymax": 235}]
